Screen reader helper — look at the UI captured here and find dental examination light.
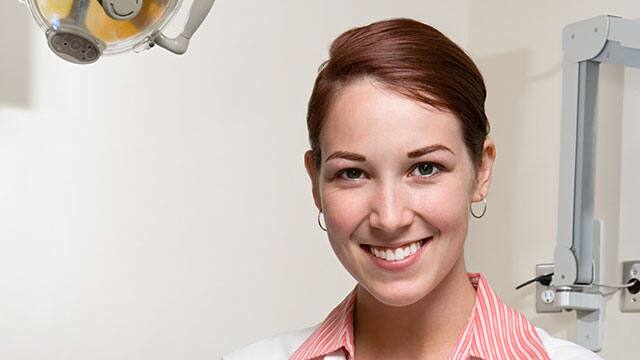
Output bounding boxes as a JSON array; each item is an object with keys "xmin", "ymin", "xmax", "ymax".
[
  {"xmin": 19, "ymin": 0, "xmax": 215, "ymax": 64},
  {"xmin": 517, "ymin": 15, "xmax": 640, "ymax": 352}
]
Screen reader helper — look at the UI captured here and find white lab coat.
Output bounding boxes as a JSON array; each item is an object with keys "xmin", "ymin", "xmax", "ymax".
[{"xmin": 222, "ymin": 326, "xmax": 603, "ymax": 360}]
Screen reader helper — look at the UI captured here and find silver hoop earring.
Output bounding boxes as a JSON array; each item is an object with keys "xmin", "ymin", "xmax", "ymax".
[
  {"xmin": 470, "ymin": 197, "xmax": 487, "ymax": 219},
  {"xmin": 317, "ymin": 210, "xmax": 327, "ymax": 231}
]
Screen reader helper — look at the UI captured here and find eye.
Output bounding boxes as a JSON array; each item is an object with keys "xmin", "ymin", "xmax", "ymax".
[
  {"xmin": 338, "ymin": 168, "xmax": 364, "ymax": 180},
  {"xmin": 411, "ymin": 163, "xmax": 439, "ymax": 177}
]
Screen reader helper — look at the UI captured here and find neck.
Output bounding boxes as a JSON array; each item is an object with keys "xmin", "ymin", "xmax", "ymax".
[{"xmin": 353, "ymin": 257, "xmax": 476, "ymax": 359}]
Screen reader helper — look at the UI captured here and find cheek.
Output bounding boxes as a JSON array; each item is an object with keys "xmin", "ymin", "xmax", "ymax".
[
  {"xmin": 415, "ymin": 182, "xmax": 470, "ymax": 234},
  {"xmin": 321, "ymin": 188, "xmax": 368, "ymax": 238}
]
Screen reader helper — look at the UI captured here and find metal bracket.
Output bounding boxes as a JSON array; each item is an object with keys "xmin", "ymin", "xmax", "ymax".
[{"xmin": 537, "ymin": 219, "xmax": 604, "ymax": 351}]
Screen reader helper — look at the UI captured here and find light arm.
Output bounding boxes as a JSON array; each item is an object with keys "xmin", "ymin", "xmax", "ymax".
[{"xmin": 153, "ymin": 0, "xmax": 216, "ymax": 55}]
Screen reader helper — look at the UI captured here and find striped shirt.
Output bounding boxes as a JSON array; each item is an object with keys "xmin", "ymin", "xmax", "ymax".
[{"xmin": 289, "ymin": 273, "xmax": 550, "ymax": 360}]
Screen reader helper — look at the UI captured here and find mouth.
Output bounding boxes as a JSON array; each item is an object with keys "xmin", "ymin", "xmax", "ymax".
[{"xmin": 360, "ymin": 237, "xmax": 432, "ymax": 270}]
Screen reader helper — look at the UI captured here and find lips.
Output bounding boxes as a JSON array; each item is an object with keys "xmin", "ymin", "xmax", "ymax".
[
  {"xmin": 367, "ymin": 239, "xmax": 425, "ymax": 261},
  {"xmin": 360, "ymin": 237, "xmax": 432, "ymax": 270}
]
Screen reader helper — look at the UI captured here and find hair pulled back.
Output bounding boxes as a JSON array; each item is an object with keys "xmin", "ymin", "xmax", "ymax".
[{"xmin": 307, "ymin": 18, "xmax": 489, "ymax": 168}]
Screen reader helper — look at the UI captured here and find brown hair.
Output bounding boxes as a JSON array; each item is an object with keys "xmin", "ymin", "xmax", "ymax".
[{"xmin": 307, "ymin": 18, "xmax": 489, "ymax": 168}]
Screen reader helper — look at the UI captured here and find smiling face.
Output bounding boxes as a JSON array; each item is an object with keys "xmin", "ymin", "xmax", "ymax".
[{"xmin": 305, "ymin": 78, "xmax": 494, "ymax": 307}]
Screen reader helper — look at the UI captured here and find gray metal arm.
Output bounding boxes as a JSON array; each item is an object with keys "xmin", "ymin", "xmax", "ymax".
[
  {"xmin": 550, "ymin": 14, "xmax": 640, "ymax": 351},
  {"xmin": 153, "ymin": 0, "xmax": 216, "ymax": 55}
]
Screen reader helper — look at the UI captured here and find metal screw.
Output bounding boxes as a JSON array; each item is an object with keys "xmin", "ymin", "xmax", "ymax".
[
  {"xmin": 571, "ymin": 33, "xmax": 575, "ymax": 39},
  {"xmin": 631, "ymin": 268, "xmax": 638, "ymax": 277},
  {"xmin": 594, "ymin": 27, "xmax": 598, "ymax": 32},
  {"xmin": 632, "ymin": 297, "xmax": 637, "ymax": 303}
]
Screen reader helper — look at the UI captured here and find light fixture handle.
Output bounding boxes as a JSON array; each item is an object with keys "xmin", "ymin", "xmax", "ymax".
[{"xmin": 154, "ymin": 0, "xmax": 215, "ymax": 55}]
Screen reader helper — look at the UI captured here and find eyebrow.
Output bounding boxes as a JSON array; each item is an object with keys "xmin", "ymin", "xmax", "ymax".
[
  {"xmin": 325, "ymin": 151, "xmax": 366, "ymax": 162},
  {"xmin": 325, "ymin": 144, "xmax": 454, "ymax": 163},
  {"xmin": 407, "ymin": 144, "xmax": 454, "ymax": 158}
]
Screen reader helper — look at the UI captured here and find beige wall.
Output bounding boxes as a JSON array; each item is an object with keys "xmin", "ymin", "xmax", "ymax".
[
  {"xmin": 1, "ymin": 0, "xmax": 638, "ymax": 359},
  {"xmin": 464, "ymin": 1, "xmax": 640, "ymax": 359},
  {"xmin": 0, "ymin": 1, "xmax": 469, "ymax": 359}
]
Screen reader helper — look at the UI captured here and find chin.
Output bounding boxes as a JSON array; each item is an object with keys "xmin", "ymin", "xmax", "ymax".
[{"xmin": 364, "ymin": 279, "xmax": 434, "ymax": 308}]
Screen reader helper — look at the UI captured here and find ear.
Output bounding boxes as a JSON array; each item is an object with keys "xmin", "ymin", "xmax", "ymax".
[
  {"xmin": 304, "ymin": 150, "xmax": 323, "ymax": 211},
  {"xmin": 472, "ymin": 139, "xmax": 496, "ymax": 202}
]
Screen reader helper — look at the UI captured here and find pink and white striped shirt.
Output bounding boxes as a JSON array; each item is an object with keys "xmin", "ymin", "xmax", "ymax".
[{"xmin": 289, "ymin": 273, "xmax": 550, "ymax": 360}]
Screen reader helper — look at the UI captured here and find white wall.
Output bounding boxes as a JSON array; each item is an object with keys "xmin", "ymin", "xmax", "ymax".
[
  {"xmin": 464, "ymin": 1, "xmax": 640, "ymax": 359},
  {"xmin": 0, "ymin": 1, "xmax": 469, "ymax": 359}
]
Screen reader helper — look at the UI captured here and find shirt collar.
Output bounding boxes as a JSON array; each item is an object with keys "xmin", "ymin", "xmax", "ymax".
[
  {"xmin": 290, "ymin": 273, "xmax": 549, "ymax": 360},
  {"xmin": 289, "ymin": 288, "xmax": 356, "ymax": 360},
  {"xmin": 453, "ymin": 274, "xmax": 550, "ymax": 360}
]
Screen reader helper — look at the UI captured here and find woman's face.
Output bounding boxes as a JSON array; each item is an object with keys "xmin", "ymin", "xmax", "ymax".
[{"xmin": 305, "ymin": 79, "xmax": 494, "ymax": 307}]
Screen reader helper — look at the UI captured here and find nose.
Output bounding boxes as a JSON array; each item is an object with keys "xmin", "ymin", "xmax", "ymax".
[{"xmin": 368, "ymin": 181, "xmax": 414, "ymax": 233}]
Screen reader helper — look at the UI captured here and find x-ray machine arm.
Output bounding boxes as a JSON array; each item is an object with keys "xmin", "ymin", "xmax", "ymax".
[{"xmin": 551, "ymin": 14, "xmax": 640, "ymax": 351}]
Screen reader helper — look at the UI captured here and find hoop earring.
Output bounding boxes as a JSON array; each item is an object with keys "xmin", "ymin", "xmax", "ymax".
[
  {"xmin": 317, "ymin": 210, "xmax": 327, "ymax": 231},
  {"xmin": 470, "ymin": 197, "xmax": 487, "ymax": 219}
]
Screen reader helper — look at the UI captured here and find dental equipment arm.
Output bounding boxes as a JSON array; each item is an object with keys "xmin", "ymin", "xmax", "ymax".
[
  {"xmin": 556, "ymin": 15, "xmax": 640, "ymax": 289},
  {"xmin": 153, "ymin": 0, "xmax": 215, "ymax": 54},
  {"xmin": 542, "ymin": 14, "xmax": 640, "ymax": 352}
]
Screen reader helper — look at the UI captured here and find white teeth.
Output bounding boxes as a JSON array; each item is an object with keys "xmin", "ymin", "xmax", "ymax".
[
  {"xmin": 403, "ymin": 246, "xmax": 411, "ymax": 258},
  {"xmin": 386, "ymin": 249, "xmax": 395, "ymax": 261},
  {"xmin": 368, "ymin": 239, "xmax": 425, "ymax": 262}
]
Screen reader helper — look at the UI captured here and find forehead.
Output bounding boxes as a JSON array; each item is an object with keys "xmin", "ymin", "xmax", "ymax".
[{"xmin": 321, "ymin": 79, "xmax": 465, "ymax": 157}]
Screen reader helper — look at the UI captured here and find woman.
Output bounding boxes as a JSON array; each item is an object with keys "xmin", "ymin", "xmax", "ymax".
[{"xmin": 225, "ymin": 18, "xmax": 602, "ymax": 360}]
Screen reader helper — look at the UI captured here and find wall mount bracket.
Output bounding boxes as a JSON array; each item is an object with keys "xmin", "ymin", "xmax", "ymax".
[{"xmin": 541, "ymin": 14, "xmax": 640, "ymax": 352}]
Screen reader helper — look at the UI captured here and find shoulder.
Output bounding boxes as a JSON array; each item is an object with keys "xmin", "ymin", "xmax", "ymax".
[
  {"xmin": 222, "ymin": 326, "xmax": 316, "ymax": 360},
  {"xmin": 535, "ymin": 327, "xmax": 603, "ymax": 360}
]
